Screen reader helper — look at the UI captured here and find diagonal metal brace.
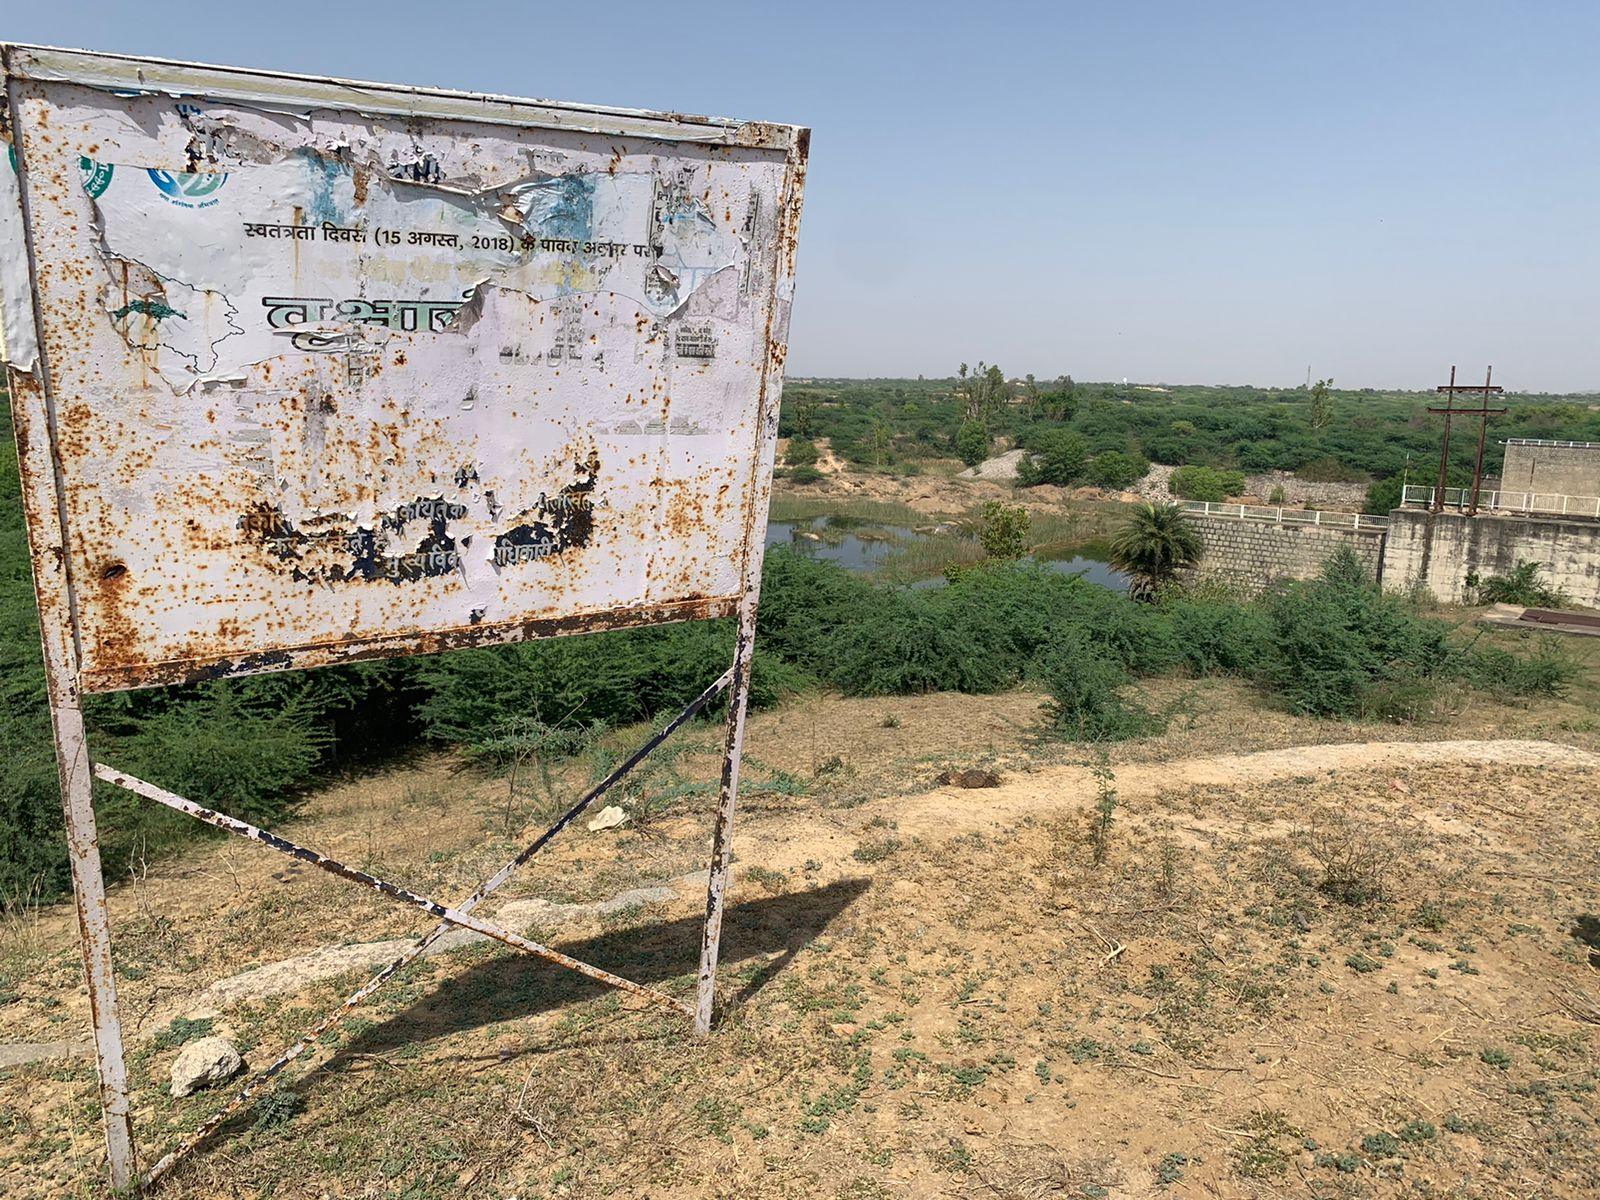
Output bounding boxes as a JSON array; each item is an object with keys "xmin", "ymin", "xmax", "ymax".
[
  {"xmin": 130, "ymin": 666, "xmax": 732, "ymax": 1188},
  {"xmin": 94, "ymin": 765, "xmax": 694, "ymax": 1017}
]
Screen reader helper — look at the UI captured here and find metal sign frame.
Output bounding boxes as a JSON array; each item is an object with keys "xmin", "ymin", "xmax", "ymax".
[{"xmin": 1, "ymin": 43, "xmax": 806, "ymax": 1194}]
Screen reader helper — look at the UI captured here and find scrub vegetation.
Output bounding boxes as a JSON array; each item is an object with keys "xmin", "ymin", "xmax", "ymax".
[{"xmin": 777, "ymin": 372, "xmax": 1600, "ymax": 501}]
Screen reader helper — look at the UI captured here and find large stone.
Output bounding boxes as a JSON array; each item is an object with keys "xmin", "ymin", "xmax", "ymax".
[
  {"xmin": 937, "ymin": 767, "xmax": 1002, "ymax": 789},
  {"xmin": 170, "ymin": 1036, "xmax": 243, "ymax": 1098},
  {"xmin": 587, "ymin": 804, "xmax": 627, "ymax": 832}
]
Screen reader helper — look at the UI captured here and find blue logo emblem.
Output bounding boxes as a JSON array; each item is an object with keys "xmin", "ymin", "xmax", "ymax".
[{"xmin": 147, "ymin": 169, "xmax": 228, "ymax": 207}]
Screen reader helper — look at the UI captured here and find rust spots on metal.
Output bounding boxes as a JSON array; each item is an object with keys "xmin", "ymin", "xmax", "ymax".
[
  {"xmin": 489, "ymin": 447, "xmax": 600, "ymax": 568},
  {"xmin": 79, "ymin": 593, "xmax": 738, "ymax": 692}
]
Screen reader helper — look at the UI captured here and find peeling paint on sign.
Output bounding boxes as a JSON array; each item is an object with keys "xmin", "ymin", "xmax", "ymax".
[
  {"xmin": 2, "ymin": 47, "xmax": 807, "ymax": 692},
  {"xmin": 0, "ymin": 123, "xmax": 40, "ymax": 371}
]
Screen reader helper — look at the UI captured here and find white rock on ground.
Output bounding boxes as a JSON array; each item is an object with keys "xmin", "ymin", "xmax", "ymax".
[
  {"xmin": 957, "ymin": 448, "xmax": 1026, "ymax": 482},
  {"xmin": 170, "ymin": 1035, "xmax": 243, "ymax": 1098},
  {"xmin": 586, "ymin": 804, "xmax": 627, "ymax": 832}
]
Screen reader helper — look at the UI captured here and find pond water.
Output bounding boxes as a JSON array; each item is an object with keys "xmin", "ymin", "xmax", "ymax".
[
  {"xmin": 764, "ymin": 517, "xmax": 910, "ymax": 573},
  {"xmin": 764, "ymin": 516, "xmax": 1130, "ymax": 592}
]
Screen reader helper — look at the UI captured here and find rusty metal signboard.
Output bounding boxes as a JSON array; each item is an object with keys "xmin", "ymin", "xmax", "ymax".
[
  {"xmin": 2, "ymin": 43, "xmax": 805, "ymax": 1193},
  {"xmin": 2, "ymin": 44, "xmax": 803, "ymax": 691}
]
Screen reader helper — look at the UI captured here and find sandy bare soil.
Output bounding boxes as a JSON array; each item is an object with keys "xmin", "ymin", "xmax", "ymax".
[{"xmin": 4, "ymin": 680, "xmax": 1600, "ymax": 1199}]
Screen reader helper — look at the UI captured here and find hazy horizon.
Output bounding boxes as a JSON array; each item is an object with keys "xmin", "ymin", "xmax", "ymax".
[
  {"xmin": 7, "ymin": 2, "xmax": 1599, "ymax": 392},
  {"xmin": 785, "ymin": 373, "xmax": 1600, "ymax": 397}
]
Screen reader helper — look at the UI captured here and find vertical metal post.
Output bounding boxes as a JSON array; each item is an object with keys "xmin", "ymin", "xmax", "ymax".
[
  {"xmin": 1469, "ymin": 366, "xmax": 1493, "ymax": 516},
  {"xmin": 9, "ymin": 369, "xmax": 136, "ymax": 1189},
  {"xmin": 4, "ymin": 270, "xmax": 138, "ymax": 1197},
  {"xmin": 3, "ymin": 71, "xmax": 136, "ymax": 1187},
  {"xmin": 1433, "ymin": 365, "xmax": 1456, "ymax": 513},
  {"xmin": 45, "ymin": 688, "xmax": 136, "ymax": 1192},
  {"xmin": 693, "ymin": 593, "xmax": 758, "ymax": 1036},
  {"xmin": 692, "ymin": 123, "xmax": 806, "ymax": 1037}
]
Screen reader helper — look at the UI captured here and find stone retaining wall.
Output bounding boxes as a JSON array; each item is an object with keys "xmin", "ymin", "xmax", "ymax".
[
  {"xmin": 1381, "ymin": 508, "xmax": 1600, "ymax": 607},
  {"xmin": 1190, "ymin": 515, "xmax": 1386, "ymax": 594}
]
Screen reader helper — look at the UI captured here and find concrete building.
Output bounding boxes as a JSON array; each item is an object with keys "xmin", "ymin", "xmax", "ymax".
[{"xmin": 1499, "ymin": 438, "xmax": 1600, "ymax": 498}]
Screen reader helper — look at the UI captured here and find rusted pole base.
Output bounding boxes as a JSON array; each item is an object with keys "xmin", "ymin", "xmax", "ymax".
[
  {"xmin": 50, "ymin": 689, "xmax": 137, "ymax": 1190},
  {"xmin": 694, "ymin": 602, "xmax": 759, "ymax": 1035}
]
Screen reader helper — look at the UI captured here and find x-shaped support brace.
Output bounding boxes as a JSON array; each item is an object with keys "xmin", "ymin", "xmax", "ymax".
[{"xmin": 104, "ymin": 668, "xmax": 732, "ymax": 1188}]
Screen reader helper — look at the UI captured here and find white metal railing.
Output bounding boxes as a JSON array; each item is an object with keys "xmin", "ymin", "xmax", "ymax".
[
  {"xmin": 1178, "ymin": 499, "xmax": 1388, "ymax": 531},
  {"xmin": 1400, "ymin": 483, "xmax": 1600, "ymax": 518},
  {"xmin": 1501, "ymin": 437, "xmax": 1600, "ymax": 449}
]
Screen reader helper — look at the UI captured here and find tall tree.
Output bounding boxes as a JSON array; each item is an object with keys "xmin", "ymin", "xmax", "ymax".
[
  {"xmin": 955, "ymin": 360, "xmax": 1010, "ymax": 424},
  {"xmin": 1309, "ymin": 377, "xmax": 1335, "ymax": 431}
]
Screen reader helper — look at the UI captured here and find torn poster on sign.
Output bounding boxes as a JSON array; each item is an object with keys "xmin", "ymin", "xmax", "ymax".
[
  {"xmin": 0, "ymin": 135, "xmax": 40, "ymax": 371},
  {"xmin": 86, "ymin": 152, "xmax": 743, "ymax": 391},
  {"xmin": 3, "ymin": 57, "xmax": 802, "ymax": 691}
]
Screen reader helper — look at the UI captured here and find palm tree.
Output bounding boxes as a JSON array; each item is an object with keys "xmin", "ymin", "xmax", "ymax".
[{"xmin": 1108, "ymin": 502, "xmax": 1203, "ymax": 599}]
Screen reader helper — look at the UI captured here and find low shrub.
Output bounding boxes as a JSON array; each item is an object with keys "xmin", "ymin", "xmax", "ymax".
[
  {"xmin": 1036, "ymin": 633, "xmax": 1167, "ymax": 742},
  {"xmin": 1297, "ymin": 456, "xmax": 1367, "ymax": 484},
  {"xmin": 1164, "ymin": 597, "xmax": 1272, "ymax": 675},
  {"xmin": 1305, "ymin": 806, "xmax": 1394, "ymax": 906},
  {"xmin": 1467, "ymin": 561, "xmax": 1568, "ymax": 608},
  {"xmin": 1016, "ymin": 429, "xmax": 1089, "ymax": 487},
  {"xmin": 1261, "ymin": 548, "xmax": 1452, "ymax": 718},
  {"xmin": 1364, "ymin": 474, "xmax": 1403, "ymax": 515},
  {"xmin": 954, "ymin": 420, "xmax": 989, "ymax": 467},
  {"xmin": 1169, "ymin": 465, "xmax": 1246, "ymax": 503},
  {"xmin": 1456, "ymin": 640, "xmax": 1576, "ymax": 699},
  {"xmin": 417, "ymin": 620, "xmax": 805, "ymax": 753},
  {"xmin": 1085, "ymin": 450, "xmax": 1148, "ymax": 490},
  {"xmin": 817, "ymin": 590, "xmax": 1019, "ymax": 695},
  {"xmin": 978, "ymin": 501, "xmax": 1030, "ymax": 560}
]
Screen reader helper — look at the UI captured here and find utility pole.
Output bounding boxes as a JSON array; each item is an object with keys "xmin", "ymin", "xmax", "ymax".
[{"xmin": 1427, "ymin": 366, "xmax": 1506, "ymax": 515}]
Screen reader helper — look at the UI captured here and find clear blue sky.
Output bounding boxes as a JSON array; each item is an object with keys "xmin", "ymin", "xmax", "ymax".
[{"xmin": 8, "ymin": 2, "xmax": 1600, "ymax": 390}]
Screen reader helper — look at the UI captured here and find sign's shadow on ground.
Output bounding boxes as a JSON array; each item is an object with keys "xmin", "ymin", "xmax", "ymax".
[{"xmin": 326, "ymin": 877, "xmax": 869, "ymax": 1066}]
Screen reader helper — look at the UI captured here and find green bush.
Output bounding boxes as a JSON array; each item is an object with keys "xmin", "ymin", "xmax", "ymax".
[
  {"xmin": 1164, "ymin": 598, "xmax": 1272, "ymax": 675},
  {"xmin": 954, "ymin": 420, "xmax": 989, "ymax": 467},
  {"xmin": 1297, "ymin": 456, "xmax": 1367, "ymax": 484},
  {"xmin": 1364, "ymin": 475, "xmax": 1404, "ymax": 515},
  {"xmin": 1467, "ymin": 561, "xmax": 1568, "ymax": 608},
  {"xmin": 1261, "ymin": 548, "xmax": 1452, "ymax": 718},
  {"xmin": 816, "ymin": 590, "xmax": 1019, "ymax": 695},
  {"xmin": 0, "ymin": 399, "xmax": 77, "ymax": 899},
  {"xmin": 95, "ymin": 685, "xmax": 331, "ymax": 851},
  {"xmin": 1016, "ymin": 429, "xmax": 1089, "ymax": 487},
  {"xmin": 787, "ymin": 464, "xmax": 824, "ymax": 485},
  {"xmin": 417, "ymin": 620, "xmax": 804, "ymax": 753},
  {"xmin": 1085, "ymin": 450, "xmax": 1149, "ymax": 490},
  {"xmin": 1169, "ymin": 465, "xmax": 1246, "ymax": 502},
  {"xmin": 785, "ymin": 438, "xmax": 820, "ymax": 467},
  {"xmin": 933, "ymin": 562, "xmax": 1179, "ymax": 676},
  {"xmin": 977, "ymin": 501, "xmax": 1030, "ymax": 560},
  {"xmin": 1456, "ymin": 640, "xmax": 1575, "ymax": 699},
  {"xmin": 1036, "ymin": 632, "xmax": 1166, "ymax": 741}
]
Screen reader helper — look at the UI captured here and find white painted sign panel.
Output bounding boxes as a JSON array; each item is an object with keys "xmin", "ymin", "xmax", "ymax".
[{"xmin": 1, "ymin": 46, "xmax": 806, "ymax": 692}]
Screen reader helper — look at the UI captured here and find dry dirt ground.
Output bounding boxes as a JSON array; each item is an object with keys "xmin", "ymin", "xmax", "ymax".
[{"xmin": 4, "ymin": 675, "xmax": 1600, "ymax": 1198}]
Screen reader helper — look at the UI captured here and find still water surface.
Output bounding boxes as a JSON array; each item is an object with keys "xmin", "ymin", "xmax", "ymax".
[{"xmin": 764, "ymin": 516, "xmax": 1129, "ymax": 592}]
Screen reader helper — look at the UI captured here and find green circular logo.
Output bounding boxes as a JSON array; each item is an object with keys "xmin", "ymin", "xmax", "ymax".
[{"xmin": 78, "ymin": 157, "xmax": 115, "ymax": 199}]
